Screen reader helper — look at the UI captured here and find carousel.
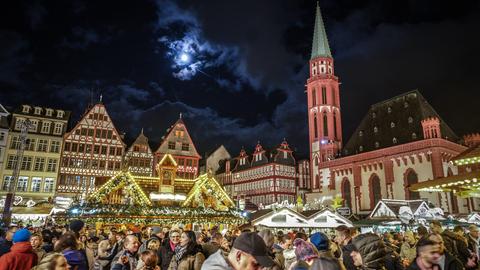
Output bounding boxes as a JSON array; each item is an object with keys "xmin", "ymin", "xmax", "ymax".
[{"xmin": 56, "ymin": 154, "xmax": 245, "ymax": 226}]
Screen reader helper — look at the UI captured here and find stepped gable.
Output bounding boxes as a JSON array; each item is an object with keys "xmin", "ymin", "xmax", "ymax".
[
  {"xmin": 232, "ymin": 148, "xmax": 250, "ymax": 172},
  {"xmin": 155, "ymin": 117, "xmax": 200, "ymax": 158},
  {"xmin": 250, "ymin": 142, "xmax": 269, "ymax": 167},
  {"xmin": 272, "ymin": 139, "xmax": 296, "ymax": 166},
  {"xmin": 344, "ymin": 90, "xmax": 458, "ymax": 155}
]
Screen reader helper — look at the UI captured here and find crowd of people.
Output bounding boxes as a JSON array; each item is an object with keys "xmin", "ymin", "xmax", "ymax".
[{"xmin": 0, "ymin": 219, "xmax": 478, "ymax": 270}]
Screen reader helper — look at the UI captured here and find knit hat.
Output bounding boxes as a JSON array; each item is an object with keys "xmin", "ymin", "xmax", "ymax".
[
  {"xmin": 309, "ymin": 232, "xmax": 329, "ymax": 251},
  {"xmin": 69, "ymin": 219, "xmax": 85, "ymax": 233},
  {"xmin": 13, "ymin": 228, "xmax": 31, "ymax": 243},
  {"xmin": 151, "ymin": 226, "xmax": 162, "ymax": 235},
  {"xmin": 293, "ymin": 238, "xmax": 318, "ymax": 261}
]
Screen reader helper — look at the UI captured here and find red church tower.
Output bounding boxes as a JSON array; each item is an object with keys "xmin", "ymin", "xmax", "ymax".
[{"xmin": 307, "ymin": 3, "xmax": 342, "ymax": 190}]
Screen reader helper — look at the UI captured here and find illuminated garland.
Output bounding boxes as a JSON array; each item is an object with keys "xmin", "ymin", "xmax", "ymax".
[{"xmin": 60, "ymin": 203, "xmax": 246, "ymax": 225}]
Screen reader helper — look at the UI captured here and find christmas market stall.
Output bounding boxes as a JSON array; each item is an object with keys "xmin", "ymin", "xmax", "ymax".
[{"xmin": 57, "ymin": 156, "xmax": 245, "ymax": 225}]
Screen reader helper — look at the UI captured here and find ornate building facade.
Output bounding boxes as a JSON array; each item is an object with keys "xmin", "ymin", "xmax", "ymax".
[
  {"xmin": 125, "ymin": 129, "xmax": 153, "ymax": 177},
  {"xmin": 216, "ymin": 140, "xmax": 297, "ymax": 207},
  {"xmin": 0, "ymin": 104, "xmax": 9, "ymax": 173},
  {"xmin": 153, "ymin": 116, "xmax": 200, "ymax": 179},
  {"xmin": 305, "ymin": 4, "xmax": 473, "ymax": 214},
  {"xmin": 1, "ymin": 105, "xmax": 70, "ymax": 202},
  {"xmin": 57, "ymin": 102, "xmax": 125, "ymax": 199}
]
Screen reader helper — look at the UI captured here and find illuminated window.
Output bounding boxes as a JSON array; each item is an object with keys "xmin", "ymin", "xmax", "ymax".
[
  {"xmin": 408, "ymin": 116, "xmax": 413, "ymax": 124},
  {"xmin": 168, "ymin": 141, "xmax": 176, "ymax": 150}
]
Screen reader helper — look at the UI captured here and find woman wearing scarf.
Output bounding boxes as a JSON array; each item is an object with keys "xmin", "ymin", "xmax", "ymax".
[{"xmin": 168, "ymin": 231, "xmax": 205, "ymax": 270}]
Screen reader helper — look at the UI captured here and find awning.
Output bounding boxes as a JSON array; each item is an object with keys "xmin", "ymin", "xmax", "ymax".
[{"xmin": 409, "ymin": 171, "xmax": 480, "ymax": 197}]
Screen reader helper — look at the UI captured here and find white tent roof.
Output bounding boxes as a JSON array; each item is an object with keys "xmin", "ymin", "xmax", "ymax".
[{"xmin": 307, "ymin": 209, "xmax": 353, "ymax": 228}]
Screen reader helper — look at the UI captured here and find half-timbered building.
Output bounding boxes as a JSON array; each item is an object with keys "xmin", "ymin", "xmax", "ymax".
[
  {"xmin": 57, "ymin": 102, "xmax": 126, "ymax": 199},
  {"xmin": 125, "ymin": 129, "xmax": 153, "ymax": 176}
]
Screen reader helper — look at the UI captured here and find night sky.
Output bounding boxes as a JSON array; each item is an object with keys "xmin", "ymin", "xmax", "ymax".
[{"xmin": 1, "ymin": 0, "xmax": 480, "ymax": 158}]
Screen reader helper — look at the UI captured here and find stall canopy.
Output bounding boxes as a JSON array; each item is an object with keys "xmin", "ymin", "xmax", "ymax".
[
  {"xmin": 369, "ymin": 199, "xmax": 444, "ymax": 221},
  {"xmin": 251, "ymin": 207, "xmax": 353, "ymax": 228}
]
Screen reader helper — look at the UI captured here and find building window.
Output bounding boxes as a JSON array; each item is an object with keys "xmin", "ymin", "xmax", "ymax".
[
  {"xmin": 10, "ymin": 136, "xmax": 20, "ymax": 149},
  {"xmin": 41, "ymin": 122, "xmax": 51, "ymax": 133},
  {"xmin": 22, "ymin": 105, "xmax": 30, "ymax": 113},
  {"xmin": 109, "ymin": 147, "xmax": 116, "ymax": 156},
  {"xmin": 321, "ymin": 86, "xmax": 327, "ymax": 104},
  {"xmin": 93, "ymin": 145, "xmax": 100, "ymax": 154},
  {"xmin": 359, "ymin": 131, "xmax": 363, "ymax": 137},
  {"xmin": 406, "ymin": 170, "xmax": 420, "ymax": 200},
  {"xmin": 393, "ymin": 137, "xmax": 398, "ymax": 144},
  {"xmin": 34, "ymin": 157, "xmax": 45, "ymax": 171},
  {"xmin": 46, "ymin": 159, "xmax": 58, "ymax": 172},
  {"xmin": 375, "ymin": 142, "xmax": 380, "ymax": 148},
  {"xmin": 6, "ymin": 155, "xmax": 18, "ymax": 170},
  {"xmin": 0, "ymin": 132, "xmax": 4, "ymax": 141},
  {"xmin": 168, "ymin": 141, "xmax": 176, "ymax": 150},
  {"xmin": 408, "ymin": 116, "xmax": 413, "ymax": 124},
  {"xmin": 323, "ymin": 112, "xmax": 328, "ymax": 137},
  {"xmin": 101, "ymin": 146, "xmax": 107, "ymax": 155},
  {"xmin": 15, "ymin": 119, "xmax": 24, "ymax": 130},
  {"xmin": 31, "ymin": 177, "xmax": 42, "ymax": 192},
  {"xmin": 372, "ymin": 112, "xmax": 376, "ymax": 118},
  {"xmin": 56, "ymin": 110, "xmax": 64, "ymax": 118},
  {"xmin": 333, "ymin": 112, "xmax": 338, "ymax": 139},
  {"xmin": 359, "ymin": 146, "xmax": 363, "ymax": 152},
  {"xmin": 313, "ymin": 114, "xmax": 318, "ymax": 138},
  {"xmin": 28, "ymin": 120, "xmax": 38, "ymax": 132},
  {"xmin": 45, "ymin": 109, "xmax": 53, "ymax": 116},
  {"xmin": 17, "ymin": 176, "xmax": 28, "ymax": 191},
  {"xmin": 34, "ymin": 107, "xmax": 42, "ymax": 115},
  {"xmin": 44, "ymin": 178, "xmax": 54, "ymax": 192},
  {"xmin": 26, "ymin": 138, "xmax": 35, "ymax": 151},
  {"xmin": 175, "ymin": 130, "xmax": 184, "ymax": 138},
  {"xmin": 37, "ymin": 139, "xmax": 48, "ymax": 152},
  {"xmin": 373, "ymin": 126, "xmax": 378, "ymax": 133},
  {"xmin": 50, "ymin": 141, "xmax": 60, "ymax": 153},
  {"xmin": 390, "ymin": 122, "xmax": 395, "ymax": 128},
  {"xmin": 21, "ymin": 156, "xmax": 33, "ymax": 170},
  {"xmin": 412, "ymin": 133, "xmax": 417, "ymax": 139},
  {"xmin": 116, "ymin": 147, "xmax": 123, "ymax": 156},
  {"xmin": 312, "ymin": 88, "xmax": 316, "ymax": 106},
  {"xmin": 387, "ymin": 107, "xmax": 392, "ymax": 113},
  {"xmin": 370, "ymin": 175, "xmax": 382, "ymax": 208},
  {"xmin": 182, "ymin": 143, "xmax": 189, "ymax": 151},
  {"xmin": 2, "ymin": 176, "xmax": 13, "ymax": 191},
  {"xmin": 53, "ymin": 123, "xmax": 63, "ymax": 135}
]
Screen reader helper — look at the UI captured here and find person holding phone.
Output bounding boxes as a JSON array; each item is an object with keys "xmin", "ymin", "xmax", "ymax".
[{"xmin": 111, "ymin": 235, "xmax": 140, "ymax": 270}]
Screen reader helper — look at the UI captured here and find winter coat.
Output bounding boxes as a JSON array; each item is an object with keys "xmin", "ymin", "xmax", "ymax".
[
  {"xmin": 400, "ymin": 242, "xmax": 417, "ymax": 263},
  {"xmin": 200, "ymin": 249, "xmax": 232, "ymax": 270},
  {"xmin": 352, "ymin": 233, "xmax": 387, "ymax": 270},
  {"xmin": 341, "ymin": 239, "xmax": 356, "ymax": 270},
  {"xmin": 0, "ymin": 241, "xmax": 38, "ymax": 270},
  {"xmin": 442, "ymin": 230, "xmax": 471, "ymax": 266},
  {"xmin": 159, "ymin": 241, "xmax": 176, "ymax": 270},
  {"xmin": 33, "ymin": 247, "xmax": 47, "ymax": 261},
  {"xmin": 406, "ymin": 257, "xmax": 440, "ymax": 270},
  {"xmin": 283, "ymin": 247, "xmax": 296, "ymax": 270},
  {"xmin": 167, "ymin": 251, "xmax": 205, "ymax": 270},
  {"xmin": 310, "ymin": 250, "xmax": 346, "ymax": 270},
  {"xmin": 64, "ymin": 249, "xmax": 89, "ymax": 270},
  {"xmin": 110, "ymin": 249, "xmax": 138, "ymax": 270},
  {"xmin": 384, "ymin": 243, "xmax": 405, "ymax": 270},
  {"xmin": 0, "ymin": 239, "xmax": 12, "ymax": 257},
  {"xmin": 442, "ymin": 252, "xmax": 464, "ymax": 270}
]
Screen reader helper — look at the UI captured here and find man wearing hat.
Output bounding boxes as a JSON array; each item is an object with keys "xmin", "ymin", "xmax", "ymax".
[
  {"xmin": 467, "ymin": 225, "xmax": 480, "ymax": 266},
  {"xmin": 0, "ymin": 228, "xmax": 37, "ymax": 270},
  {"xmin": 201, "ymin": 232, "xmax": 275, "ymax": 270}
]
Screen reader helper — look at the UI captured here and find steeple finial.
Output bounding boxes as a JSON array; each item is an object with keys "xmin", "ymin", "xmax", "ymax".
[
  {"xmin": 311, "ymin": 2, "xmax": 332, "ymax": 59},
  {"xmin": 179, "ymin": 112, "xmax": 182, "ymax": 119},
  {"xmin": 141, "ymin": 128, "xmax": 144, "ymax": 134}
]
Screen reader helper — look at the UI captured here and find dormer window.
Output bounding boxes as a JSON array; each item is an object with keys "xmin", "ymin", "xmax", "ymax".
[
  {"xmin": 372, "ymin": 112, "xmax": 376, "ymax": 119},
  {"xmin": 22, "ymin": 105, "xmax": 30, "ymax": 113},
  {"xmin": 393, "ymin": 137, "xmax": 398, "ymax": 144},
  {"xmin": 387, "ymin": 107, "xmax": 392, "ymax": 113},
  {"xmin": 404, "ymin": 102, "xmax": 409, "ymax": 108},
  {"xmin": 375, "ymin": 142, "xmax": 380, "ymax": 148},
  {"xmin": 408, "ymin": 116, "xmax": 413, "ymax": 124},
  {"xmin": 412, "ymin": 133, "xmax": 417, "ymax": 139},
  {"xmin": 390, "ymin": 122, "xmax": 395, "ymax": 128},
  {"xmin": 34, "ymin": 107, "xmax": 42, "ymax": 115},
  {"xmin": 373, "ymin": 126, "xmax": 378, "ymax": 133},
  {"xmin": 359, "ymin": 131, "xmax": 363, "ymax": 137},
  {"xmin": 56, "ymin": 110, "xmax": 64, "ymax": 118},
  {"xmin": 359, "ymin": 146, "xmax": 363, "ymax": 152}
]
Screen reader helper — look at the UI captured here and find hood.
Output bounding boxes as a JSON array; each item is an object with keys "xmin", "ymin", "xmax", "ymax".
[
  {"xmin": 63, "ymin": 249, "xmax": 86, "ymax": 265},
  {"xmin": 352, "ymin": 233, "xmax": 386, "ymax": 269},
  {"xmin": 11, "ymin": 242, "xmax": 33, "ymax": 253},
  {"xmin": 201, "ymin": 249, "xmax": 232, "ymax": 270}
]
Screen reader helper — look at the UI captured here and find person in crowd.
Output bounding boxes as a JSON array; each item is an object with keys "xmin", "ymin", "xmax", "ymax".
[
  {"xmin": 95, "ymin": 236, "xmax": 112, "ymax": 270},
  {"xmin": 202, "ymin": 232, "xmax": 224, "ymax": 258},
  {"xmin": 32, "ymin": 252, "xmax": 71, "ymax": 270},
  {"xmin": 31, "ymin": 233, "xmax": 47, "ymax": 262},
  {"xmin": 309, "ymin": 231, "xmax": 346, "ymax": 270},
  {"xmin": 0, "ymin": 228, "xmax": 38, "ymax": 270},
  {"xmin": 55, "ymin": 231, "xmax": 88, "ymax": 270},
  {"xmin": 201, "ymin": 231, "xmax": 274, "ymax": 270},
  {"xmin": 41, "ymin": 230, "xmax": 55, "ymax": 253},
  {"xmin": 418, "ymin": 226, "xmax": 429, "ymax": 240},
  {"xmin": 140, "ymin": 227, "xmax": 164, "ymax": 254},
  {"xmin": 280, "ymin": 235, "xmax": 295, "ymax": 270},
  {"xmin": 430, "ymin": 220, "xmax": 470, "ymax": 266},
  {"xmin": 335, "ymin": 225, "xmax": 356, "ymax": 270},
  {"xmin": 159, "ymin": 229, "xmax": 181, "ymax": 270},
  {"xmin": 384, "ymin": 232, "xmax": 401, "ymax": 254},
  {"xmin": 98, "ymin": 231, "xmax": 125, "ymax": 266},
  {"xmin": 147, "ymin": 239, "xmax": 161, "ymax": 252},
  {"xmin": 466, "ymin": 225, "xmax": 479, "ymax": 266},
  {"xmin": 400, "ymin": 231, "xmax": 417, "ymax": 266},
  {"xmin": 258, "ymin": 229, "xmax": 284, "ymax": 270},
  {"xmin": 168, "ymin": 230, "xmax": 205, "ymax": 270},
  {"xmin": 0, "ymin": 228, "xmax": 16, "ymax": 257},
  {"xmin": 427, "ymin": 233, "xmax": 464, "ymax": 270},
  {"xmin": 289, "ymin": 238, "xmax": 320, "ymax": 268},
  {"xmin": 70, "ymin": 219, "xmax": 95, "ymax": 270},
  {"xmin": 407, "ymin": 238, "xmax": 441, "ymax": 270},
  {"xmin": 137, "ymin": 250, "xmax": 160, "ymax": 270},
  {"xmin": 383, "ymin": 234, "xmax": 405, "ymax": 270},
  {"xmin": 111, "ymin": 235, "xmax": 141, "ymax": 270},
  {"xmin": 350, "ymin": 233, "xmax": 386, "ymax": 270}
]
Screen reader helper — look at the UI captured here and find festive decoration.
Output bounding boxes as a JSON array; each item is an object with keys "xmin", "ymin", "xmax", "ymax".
[
  {"xmin": 182, "ymin": 171, "xmax": 235, "ymax": 211},
  {"xmin": 331, "ymin": 195, "xmax": 343, "ymax": 210}
]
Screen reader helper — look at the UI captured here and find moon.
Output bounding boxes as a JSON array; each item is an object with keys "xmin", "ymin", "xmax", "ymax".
[{"xmin": 180, "ymin": 53, "xmax": 189, "ymax": 63}]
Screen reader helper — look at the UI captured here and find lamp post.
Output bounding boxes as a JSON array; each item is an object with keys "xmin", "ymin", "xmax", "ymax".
[{"xmin": 2, "ymin": 119, "xmax": 32, "ymax": 226}]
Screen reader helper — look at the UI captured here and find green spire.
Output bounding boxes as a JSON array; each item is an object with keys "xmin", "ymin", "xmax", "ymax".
[{"xmin": 311, "ymin": 2, "xmax": 332, "ymax": 59}]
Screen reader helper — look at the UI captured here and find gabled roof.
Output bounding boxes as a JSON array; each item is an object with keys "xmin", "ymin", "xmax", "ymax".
[
  {"xmin": 182, "ymin": 173, "xmax": 235, "ymax": 211},
  {"xmin": 158, "ymin": 153, "xmax": 178, "ymax": 167},
  {"xmin": 0, "ymin": 104, "xmax": 9, "ymax": 115},
  {"xmin": 155, "ymin": 117, "xmax": 200, "ymax": 158},
  {"xmin": 369, "ymin": 199, "xmax": 440, "ymax": 220},
  {"xmin": 88, "ymin": 171, "xmax": 152, "ymax": 206},
  {"xmin": 251, "ymin": 142, "xmax": 269, "ymax": 167},
  {"xmin": 273, "ymin": 140, "xmax": 296, "ymax": 166},
  {"xmin": 344, "ymin": 90, "xmax": 459, "ymax": 155},
  {"xmin": 311, "ymin": 2, "xmax": 332, "ymax": 59}
]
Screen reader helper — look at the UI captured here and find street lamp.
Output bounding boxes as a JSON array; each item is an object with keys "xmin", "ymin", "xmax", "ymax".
[{"xmin": 2, "ymin": 119, "xmax": 32, "ymax": 226}]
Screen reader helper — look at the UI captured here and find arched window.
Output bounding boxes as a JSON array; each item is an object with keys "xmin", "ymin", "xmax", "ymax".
[
  {"xmin": 322, "ymin": 86, "xmax": 327, "ymax": 104},
  {"xmin": 370, "ymin": 175, "xmax": 382, "ymax": 209},
  {"xmin": 342, "ymin": 178, "xmax": 352, "ymax": 209},
  {"xmin": 333, "ymin": 112, "xmax": 338, "ymax": 139},
  {"xmin": 313, "ymin": 114, "xmax": 318, "ymax": 138},
  {"xmin": 405, "ymin": 170, "xmax": 420, "ymax": 200},
  {"xmin": 331, "ymin": 87, "xmax": 336, "ymax": 106},
  {"xmin": 323, "ymin": 112, "xmax": 328, "ymax": 137},
  {"xmin": 312, "ymin": 88, "xmax": 316, "ymax": 106},
  {"xmin": 447, "ymin": 168, "xmax": 458, "ymax": 213}
]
